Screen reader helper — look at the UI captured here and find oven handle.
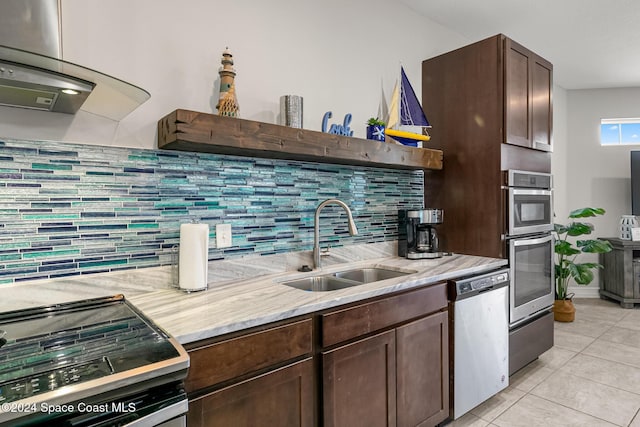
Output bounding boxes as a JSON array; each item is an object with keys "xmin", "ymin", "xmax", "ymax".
[
  {"xmin": 511, "ymin": 234, "xmax": 554, "ymax": 247},
  {"xmin": 124, "ymin": 398, "xmax": 188, "ymax": 427},
  {"xmin": 510, "ymin": 188, "xmax": 553, "ymax": 196}
]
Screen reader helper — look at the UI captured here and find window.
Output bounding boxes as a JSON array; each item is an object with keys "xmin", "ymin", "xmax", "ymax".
[{"xmin": 601, "ymin": 118, "xmax": 640, "ymax": 145}]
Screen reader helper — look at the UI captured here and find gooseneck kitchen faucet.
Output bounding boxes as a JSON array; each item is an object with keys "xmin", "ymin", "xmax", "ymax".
[{"xmin": 313, "ymin": 199, "xmax": 358, "ymax": 270}]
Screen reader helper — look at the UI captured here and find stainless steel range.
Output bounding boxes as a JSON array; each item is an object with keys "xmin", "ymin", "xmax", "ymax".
[{"xmin": 0, "ymin": 295, "xmax": 189, "ymax": 426}]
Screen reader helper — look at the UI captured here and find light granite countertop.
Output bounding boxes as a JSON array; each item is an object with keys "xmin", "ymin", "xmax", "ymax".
[{"xmin": 1, "ymin": 242, "xmax": 507, "ymax": 344}]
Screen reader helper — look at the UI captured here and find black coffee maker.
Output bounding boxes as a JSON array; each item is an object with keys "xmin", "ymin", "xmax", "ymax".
[{"xmin": 398, "ymin": 209, "xmax": 444, "ymax": 259}]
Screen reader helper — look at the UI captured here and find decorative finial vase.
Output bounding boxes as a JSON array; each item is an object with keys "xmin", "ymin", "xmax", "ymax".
[{"xmin": 620, "ymin": 215, "xmax": 638, "ymax": 240}]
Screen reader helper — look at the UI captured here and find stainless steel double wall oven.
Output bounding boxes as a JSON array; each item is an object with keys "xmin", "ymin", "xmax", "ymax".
[
  {"xmin": 504, "ymin": 170, "xmax": 555, "ymax": 375},
  {"xmin": 505, "ymin": 169, "xmax": 554, "ymax": 327}
]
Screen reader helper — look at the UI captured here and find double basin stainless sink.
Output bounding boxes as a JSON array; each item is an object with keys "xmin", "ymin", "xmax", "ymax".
[{"xmin": 281, "ymin": 267, "xmax": 414, "ymax": 292}]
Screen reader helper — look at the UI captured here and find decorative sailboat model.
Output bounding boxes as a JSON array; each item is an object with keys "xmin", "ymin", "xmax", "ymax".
[{"xmin": 385, "ymin": 67, "xmax": 431, "ymax": 147}]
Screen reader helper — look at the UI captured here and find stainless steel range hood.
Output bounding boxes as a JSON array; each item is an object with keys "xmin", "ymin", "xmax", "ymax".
[{"xmin": 0, "ymin": 0, "xmax": 150, "ymax": 120}]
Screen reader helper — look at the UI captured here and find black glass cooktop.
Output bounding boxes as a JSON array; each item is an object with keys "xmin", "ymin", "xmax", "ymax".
[{"xmin": 0, "ymin": 295, "xmax": 181, "ymax": 404}]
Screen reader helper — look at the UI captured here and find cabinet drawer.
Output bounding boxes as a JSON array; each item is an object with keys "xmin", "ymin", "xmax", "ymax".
[
  {"xmin": 321, "ymin": 283, "xmax": 447, "ymax": 347},
  {"xmin": 186, "ymin": 318, "xmax": 313, "ymax": 392}
]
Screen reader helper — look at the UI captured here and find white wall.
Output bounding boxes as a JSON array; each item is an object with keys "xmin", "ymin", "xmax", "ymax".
[
  {"xmin": 557, "ymin": 87, "xmax": 640, "ymax": 297},
  {"xmin": 0, "ymin": 0, "xmax": 468, "ymax": 149},
  {"xmin": 552, "ymin": 85, "xmax": 568, "ymax": 218}
]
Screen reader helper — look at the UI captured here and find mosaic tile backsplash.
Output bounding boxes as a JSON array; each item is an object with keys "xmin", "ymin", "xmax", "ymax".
[{"xmin": 0, "ymin": 139, "xmax": 424, "ymax": 283}]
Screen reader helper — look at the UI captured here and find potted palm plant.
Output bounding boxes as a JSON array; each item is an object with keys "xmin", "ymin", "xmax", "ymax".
[{"xmin": 553, "ymin": 207, "xmax": 613, "ymax": 322}]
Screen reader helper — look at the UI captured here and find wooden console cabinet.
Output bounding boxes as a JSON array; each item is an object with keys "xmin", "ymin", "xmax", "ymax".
[{"xmin": 599, "ymin": 237, "xmax": 640, "ymax": 308}]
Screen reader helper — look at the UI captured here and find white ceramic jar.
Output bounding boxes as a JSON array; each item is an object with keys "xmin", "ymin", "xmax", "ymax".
[{"xmin": 619, "ymin": 215, "xmax": 638, "ymax": 240}]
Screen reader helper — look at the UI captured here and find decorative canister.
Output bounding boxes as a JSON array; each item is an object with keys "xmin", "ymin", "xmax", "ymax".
[
  {"xmin": 366, "ymin": 125, "xmax": 386, "ymax": 142},
  {"xmin": 279, "ymin": 95, "xmax": 303, "ymax": 128},
  {"xmin": 619, "ymin": 215, "xmax": 638, "ymax": 240}
]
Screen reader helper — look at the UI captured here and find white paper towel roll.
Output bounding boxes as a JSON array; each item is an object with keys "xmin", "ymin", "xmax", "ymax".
[{"xmin": 179, "ymin": 223, "xmax": 209, "ymax": 291}]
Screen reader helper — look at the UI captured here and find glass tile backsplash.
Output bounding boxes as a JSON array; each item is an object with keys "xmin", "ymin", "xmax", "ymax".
[{"xmin": 0, "ymin": 139, "xmax": 424, "ymax": 283}]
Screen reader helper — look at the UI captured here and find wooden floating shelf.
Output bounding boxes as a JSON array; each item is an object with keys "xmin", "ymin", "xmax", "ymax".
[{"xmin": 157, "ymin": 109, "xmax": 443, "ymax": 171}]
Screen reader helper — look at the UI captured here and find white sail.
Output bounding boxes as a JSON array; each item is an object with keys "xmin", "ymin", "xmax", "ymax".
[
  {"xmin": 377, "ymin": 79, "xmax": 389, "ymax": 126},
  {"xmin": 387, "ymin": 80, "xmax": 399, "ymax": 131}
]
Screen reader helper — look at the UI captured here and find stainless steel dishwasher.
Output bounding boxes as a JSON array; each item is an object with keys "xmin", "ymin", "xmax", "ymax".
[{"xmin": 450, "ymin": 268, "xmax": 510, "ymax": 419}]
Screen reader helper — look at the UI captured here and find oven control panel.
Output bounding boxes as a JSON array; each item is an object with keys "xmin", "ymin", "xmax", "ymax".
[
  {"xmin": 506, "ymin": 170, "xmax": 552, "ymax": 189},
  {"xmin": 0, "ymin": 358, "xmax": 112, "ymax": 403}
]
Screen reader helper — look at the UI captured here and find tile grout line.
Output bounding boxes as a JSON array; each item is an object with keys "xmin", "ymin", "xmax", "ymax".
[{"xmin": 525, "ymin": 392, "xmax": 627, "ymax": 427}]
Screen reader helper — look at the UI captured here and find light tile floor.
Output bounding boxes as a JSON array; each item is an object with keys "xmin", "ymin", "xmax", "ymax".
[{"xmin": 445, "ymin": 298, "xmax": 640, "ymax": 427}]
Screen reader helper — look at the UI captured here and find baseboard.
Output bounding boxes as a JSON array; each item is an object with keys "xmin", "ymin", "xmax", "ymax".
[{"xmin": 567, "ymin": 286, "xmax": 600, "ymax": 298}]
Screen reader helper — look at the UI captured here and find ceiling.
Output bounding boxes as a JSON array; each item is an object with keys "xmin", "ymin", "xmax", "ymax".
[{"xmin": 400, "ymin": 0, "xmax": 640, "ymax": 90}]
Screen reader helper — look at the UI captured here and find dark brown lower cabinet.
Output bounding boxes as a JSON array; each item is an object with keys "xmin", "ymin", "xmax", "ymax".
[
  {"xmin": 323, "ymin": 330, "xmax": 397, "ymax": 427},
  {"xmin": 185, "ymin": 284, "xmax": 450, "ymax": 427},
  {"xmin": 396, "ymin": 311, "xmax": 449, "ymax": 427},
  {"xmin": 322, "ymin": 310, "xmax": 449, "ymax": 427},
  {"xmin": 187, "ymin": 358, "xmax": 314, "ymax": 427}
]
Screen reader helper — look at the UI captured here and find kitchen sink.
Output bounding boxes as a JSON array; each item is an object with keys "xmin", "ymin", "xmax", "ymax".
[
  {"xmin": 334, "ymin": 268, "xmax": 410, "ymax": 283},
  {"xmin": 281, "ymin": 276, "xmax": 360, "ymax": 292},
  {"xmin": 281, "ymin": 267, "xmax": 414, "ymax": 292}
]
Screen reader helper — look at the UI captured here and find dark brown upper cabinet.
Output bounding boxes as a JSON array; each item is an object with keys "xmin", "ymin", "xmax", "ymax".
[
  {"xmin": 505, "ymin": 38, "xmax": 553, "ymax": 152},
  {"xmin": 422, "ymin": 34, "xmax": 552, "ymax": 258}
]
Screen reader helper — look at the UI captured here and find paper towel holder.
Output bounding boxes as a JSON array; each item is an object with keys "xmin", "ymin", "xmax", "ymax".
[{"xmin": 178, "ymin": 221, "xmax": 209, "ymax": 293}]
